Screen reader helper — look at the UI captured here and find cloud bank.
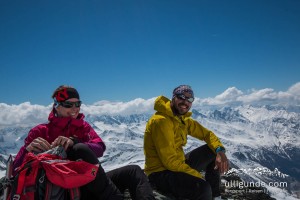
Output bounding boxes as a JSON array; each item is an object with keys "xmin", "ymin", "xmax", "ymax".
[
  {"xmin": 0, "ymin": 82, "xmax": 299, "ymax": 127},
  {"xmin": 198, "ymin": 82, "xmax": 300, "ymax": 106}
]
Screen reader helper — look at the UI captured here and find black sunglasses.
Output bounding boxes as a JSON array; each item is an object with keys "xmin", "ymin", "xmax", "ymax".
[
  {"xmin": 176, "ymin": 94, "xmax": 194, "ymax": 103},
  {"xmin": 59, "ymin": 101, "xmax": 82, "ymax": 108}
]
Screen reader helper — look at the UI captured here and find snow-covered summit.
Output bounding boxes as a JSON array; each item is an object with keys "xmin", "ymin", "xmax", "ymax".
[{"xmin": 1, "ymin": 83, "xmax": 300, "ymax": 199}]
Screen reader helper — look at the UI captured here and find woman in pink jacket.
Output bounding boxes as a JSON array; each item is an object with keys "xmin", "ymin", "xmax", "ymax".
[{"xmin": 13, "ymin": 85, "xmax": 155, "ymax": 200}]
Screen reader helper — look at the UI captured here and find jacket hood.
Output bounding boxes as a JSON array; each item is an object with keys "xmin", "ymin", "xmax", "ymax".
[{"xmin": 154, "ymin": 96, "xmax": 192, "ymax": 118}]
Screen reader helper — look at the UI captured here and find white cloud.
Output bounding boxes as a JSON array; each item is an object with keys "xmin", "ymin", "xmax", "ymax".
[
  {"xmin": 81, "ymin": 97, "xmax": 156, "ymax": 116},
  {"xmin": 0, "ymin": 82, "xmax": 299, "ymax": 127},
  {"xmin": 194, "ymin": 87, "xmax": 244, "ymax": 106},
  {"xmin": 287, "ymin": 82, "xmax": 300, "ymax": 97},
  {"xmin": 215, "ymin": 87, "xmax": 243, "ymax": 102},
  {"xmin": 237, "ymin": 88, "xmax": 277, "ymax": 103},
  {"xmin": 200, "ymin": 82, "xmax": 300, "ymax": 106},
  {"xmin": 0, "ymin": 102, "xmax": 51, "ymax": 127}
]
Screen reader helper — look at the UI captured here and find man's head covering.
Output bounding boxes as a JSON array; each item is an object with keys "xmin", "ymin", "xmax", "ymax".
[{"xmin": 172, "ymin": 85, "xmax": 194, "ymax": 98}]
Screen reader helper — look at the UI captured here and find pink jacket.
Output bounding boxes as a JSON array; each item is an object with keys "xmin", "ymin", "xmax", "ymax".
[{"xmin": 13, "ymin": 109, "xmax": 105, "ymax": 172}]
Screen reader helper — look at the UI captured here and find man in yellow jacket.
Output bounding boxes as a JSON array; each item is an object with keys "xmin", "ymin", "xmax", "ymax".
[{"xmin": 144, "ymin": 85, "xmax": 229, "ymax": 200}]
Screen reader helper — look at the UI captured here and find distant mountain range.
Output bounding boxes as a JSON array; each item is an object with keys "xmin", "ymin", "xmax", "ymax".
[{"xmin": 0, "ymin": 104, "xmax": 299, "ymax": 199}]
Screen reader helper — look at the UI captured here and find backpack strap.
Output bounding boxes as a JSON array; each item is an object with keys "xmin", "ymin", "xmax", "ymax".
[
  {"xmin": 14, "ymin": 159, "xmax": 41, "ymax": 198},
  {"xmin": 69, "ymin": 187, "xmax": 81, "ymax": 200},
  {"xmin": 44, "ymin": 181, "xmax": 53, "ymax": 200},
  {"xmin": 15, "ymin": 168, "xmax": 27, "ymax": 197}
]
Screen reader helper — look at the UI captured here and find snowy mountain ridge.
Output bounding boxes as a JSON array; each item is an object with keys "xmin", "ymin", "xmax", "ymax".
[{"xmin": 0, "ymin": 104, "xmax": 299, "ymax": 199}]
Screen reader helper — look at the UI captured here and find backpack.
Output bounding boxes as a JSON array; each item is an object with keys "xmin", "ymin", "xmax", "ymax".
[{"xmin": 7, "ymin": 146, "xmax": 98, "ymax": 200}]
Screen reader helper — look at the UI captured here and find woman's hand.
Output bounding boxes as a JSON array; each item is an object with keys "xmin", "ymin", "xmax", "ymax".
[
  {"xmin": 51, "ymin": 136, "xmax": 74, "ymax": 150},
  {"xmin": 26, "ymin": 137, "xmax": 51, "ymax": 153}
]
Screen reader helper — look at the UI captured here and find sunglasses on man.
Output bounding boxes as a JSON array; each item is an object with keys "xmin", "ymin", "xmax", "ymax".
[
  {"xmin": 59, "ymin": 101, "xmax": 82, "ymax": 108},
  {"xmin": 176, "ymin": 94, "xmax": 194, "ymax": 103}
]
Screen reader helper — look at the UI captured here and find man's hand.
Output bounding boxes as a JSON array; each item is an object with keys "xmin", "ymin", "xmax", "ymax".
[
  {"xmin": 51, "ymin": 136, "xmax": 74, "ymax": 150},
  {"xmin": 214, "ymin": 151, "xmax": 229, "ymax": 174},
  {"xmin": 26, "ymin": 137, "xmax": 51, "ymax": 153}
]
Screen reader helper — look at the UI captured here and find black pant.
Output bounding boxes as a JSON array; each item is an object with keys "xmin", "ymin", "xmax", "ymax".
[
  {"xmin": 67, "ymin": 143, "xmax": 123, "ymax": 200},
  {"xmin": 107, "ymin": 165, "xmax": 156, "ymax": 200},
  {"xmin": 148, "ymin": 144, "xmax": 220, "ymax": 200}
]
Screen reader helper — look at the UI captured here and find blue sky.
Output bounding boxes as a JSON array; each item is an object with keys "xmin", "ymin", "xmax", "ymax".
[{"xmin": 1, "ymin": 0, "xmax": 299, "ymax": 105}]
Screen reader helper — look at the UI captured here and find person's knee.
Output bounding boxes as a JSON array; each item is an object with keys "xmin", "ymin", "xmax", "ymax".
[
  {"xmin": 120, "ymin": 165, "xmax": 144, "ymax": 175},
  {"xmin": 122, "ymin": 165, "xmax": 149, "ymax": 185},
  {"xmin": 128, "ymin": 164, "xmax": 143, "ymax": 172},
  {"xmin": 126, "ymin": 164, "xmax": 142, "ymax": 169},
  {"xmin": 72, "ymin": 143, "xmax": 89, "ymax": 152},
  {"xmin": 69, "ymin": 143, "xmax": 98, "ymax": 164}
]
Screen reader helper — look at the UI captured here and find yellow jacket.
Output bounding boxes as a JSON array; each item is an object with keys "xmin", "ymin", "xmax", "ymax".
[{"xmin": 144, "ymin": 96, "xmax": 224, "ymax": 178}]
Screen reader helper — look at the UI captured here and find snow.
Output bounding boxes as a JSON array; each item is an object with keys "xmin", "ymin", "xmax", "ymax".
[{"xmin": 1, "ymin": 84, "xmax": 300, "ymax": 199}]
